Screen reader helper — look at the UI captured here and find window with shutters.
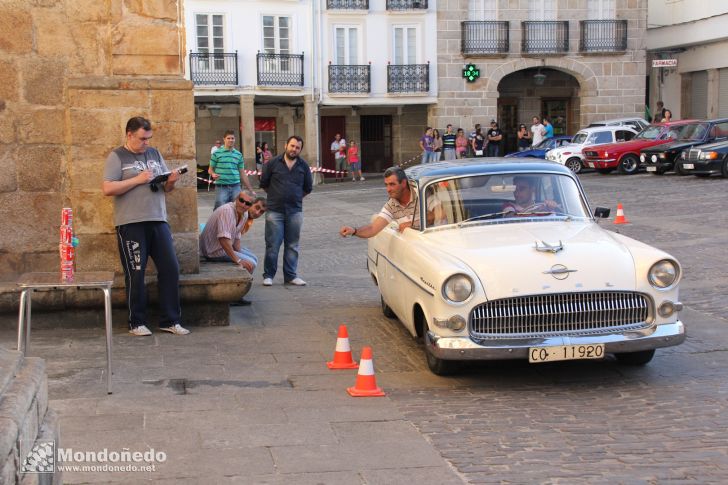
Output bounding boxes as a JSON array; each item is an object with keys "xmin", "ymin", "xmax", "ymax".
[
  {"xmin": 393, "ymin": 26, "xmax": 418, "ymax": 64},
  {"xmin": 334, "ymin": 26, "xmax": 360, "ymax": 65},
  {"xmin": 468, "ymin": 0, "xmax": 497, "ymax": 21},
  {"xmin": 196, "ymin": 14, "xmax": 225, "ymax": 70},
  {"xmin": 587, "ymin": 0, "xmax": 616, "ymax": 20},
  {"xmin": 691, "ymin": 71, "xmax": 708, "ymax": 120},
  {"xmin": 528, "ymin": 0, "xmax": 556, "ymax": 20}
]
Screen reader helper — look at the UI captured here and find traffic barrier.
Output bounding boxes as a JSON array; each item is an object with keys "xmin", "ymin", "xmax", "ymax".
[
  {"xmin": 327, "ymin": 324, "xmax": 359, "ymax": 370},
  {"xmin": 347, "ymin": 346, "xmax": 385, "ymax": 397},
  {"xmin": 614, "ymin": 202, "xmax": 629, "ymax": 224}
]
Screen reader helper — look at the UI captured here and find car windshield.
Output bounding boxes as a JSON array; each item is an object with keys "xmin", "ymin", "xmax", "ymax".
[
  {"xmin": 421, "ymin": 173, "xmax": 590, "ymax": 229},
  {"xmin": 533, "ymin": 138, "xmax": 554, "ymax": 149},
  {"xmin": 571, "ymin": 132, "xmax": 588, "ymax": 144},
  {"xmin": 678, "ymin": 123, "xmax": 709, "ymax": 141},
  {"xmin": 635, "ymin": 126, "xmax": 662, "ymax": 140}
]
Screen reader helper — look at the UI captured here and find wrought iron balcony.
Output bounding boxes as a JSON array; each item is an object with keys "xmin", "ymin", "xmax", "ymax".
[
  {"xmin": 461, "ymin": 21, "xmax": 510, "ymax": 55},
  {"xmin": 386, "ymin": 0, "xmax": 428, "ymax": 11},
  {"xmin": 521, "ymin": 21, "xmax": 569, "ymax": 54},
  {"xmin": 580, "ymin": 20, "xmax": 628, "ymax": 52},
  {"xmin": 387, "ymin": 64, "xmax": 429, "ymax": 94},
  {"xmin": 327, "ymin": 0, "xmax": 368, "ymax": 9},
  {"xmin": 256, "ymin": 52, "xmax": 304, "ymax": 87},
  {"xmin": 329, "ymin": 64, "xmax": 371, "ymax": 94},
  {"xmin": 189, "ymin": 51, "xmax": 238, "ymax": 86}
]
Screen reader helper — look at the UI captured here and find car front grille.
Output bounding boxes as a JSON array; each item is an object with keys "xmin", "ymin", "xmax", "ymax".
[
  {"xmin": 469, "ymin": 291, "xmax": 652, "ymax": 339},
  {"xmin": 687, "ymin": 148, "xmax": 700, "ymax": 160}
]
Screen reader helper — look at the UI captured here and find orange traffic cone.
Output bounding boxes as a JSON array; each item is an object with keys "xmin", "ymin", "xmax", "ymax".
[
  {"xmin": 327, "ymin": 324, "xmax": 359, "ymax": 369},
  {"xmin": 347, "ymin": 346, "xmax": 385, "ymax": 397},
  {"xmin": 613, "ymin": 203, "xmax": 629, "ymax": 224}
]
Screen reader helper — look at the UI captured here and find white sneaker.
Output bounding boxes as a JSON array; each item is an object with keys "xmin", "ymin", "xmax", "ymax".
[
  {"xmin": 129, "ymin": 325, "xmax": 152, "ymax": 336},
  {"xmin": 263, "ymin": 278, "xmax": 273, "ymax": 286},
  {"xmin": 286, "ymin": 277, "xmax": 307, "ymax": 286},
  {"xmin": 159, "ymin": 324, "xmax": 190, "ymax": 335},
  {"xmin": 359, "ymin": 176, "xmax": 366, "ymax": 181},
  {"xmin": 352, "ymin": 178, "xmax": 356, "ymax": 182}
]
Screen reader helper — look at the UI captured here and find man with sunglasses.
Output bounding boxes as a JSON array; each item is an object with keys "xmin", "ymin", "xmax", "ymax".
[
  {"xmin": 199, "ymin": 190, "xmax": 267, "ymax": 277},
  {"xmin": 103, "ymin": 116, "xmax": 189, "ymax": 336}
]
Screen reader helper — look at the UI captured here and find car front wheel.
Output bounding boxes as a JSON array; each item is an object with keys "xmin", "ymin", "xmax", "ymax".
[
  {"xmin": 722, "ymin": 159, "xmax": 728, "ymax": 178},
  {"xmin": 618, "ymin": 155, "xmax": 639, "ymax": 175},
  {"xmin": 565, "ymin": 157, "xmax": 582, "ymax": 174},
  {"xmin": 381, "ymin": 296, "xmax": 396, "ymax": 319},
  {"xmin": 615, "ymin": 349, "xmax": 655, "ymax": 365},
  {"xmin": 425, "ymin": 344, "xmax": 460, "ymax": 376}
]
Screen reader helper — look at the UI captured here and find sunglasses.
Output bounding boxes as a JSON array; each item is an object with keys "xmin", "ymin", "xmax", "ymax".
[{"xmin": 238, "ymin": 198, "xmax": 253, "ymax": 206}]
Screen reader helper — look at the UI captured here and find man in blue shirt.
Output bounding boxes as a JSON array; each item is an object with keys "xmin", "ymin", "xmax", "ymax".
[
  {"xmin": 259, "ymin": 135, "xmax": 313, "ymax": 286},
  {"xmin": 543, "ymin": 117, "xmax": 554, "ymax": 140}
]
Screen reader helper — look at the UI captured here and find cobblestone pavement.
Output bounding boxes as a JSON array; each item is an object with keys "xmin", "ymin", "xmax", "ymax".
[{"xmin": 265, "ymin": 170, "xmax": 728, "ymax": 483}]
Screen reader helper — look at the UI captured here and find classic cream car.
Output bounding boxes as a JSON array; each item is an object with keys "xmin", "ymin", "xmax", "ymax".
[{"xmin": 367, "ymin": 160, "xmax": 685, "ymax": 375}]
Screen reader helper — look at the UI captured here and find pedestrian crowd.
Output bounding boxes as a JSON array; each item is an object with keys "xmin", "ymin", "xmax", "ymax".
[{"xmin": 418, "ymin": 116, "xmax": 557, "ymax": 162}]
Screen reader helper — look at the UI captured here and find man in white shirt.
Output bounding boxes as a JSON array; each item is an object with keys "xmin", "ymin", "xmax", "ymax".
[
  {"xmin": 330, "ymin": 133, "xmax": 347, "ymax": 181},
  {"xmin": 531, "ymin": 116, "xmax": 546, "ymax": 147},
  {"xmin": 210, "ymin": 139, "xmax": 222, "ymax": 156}
]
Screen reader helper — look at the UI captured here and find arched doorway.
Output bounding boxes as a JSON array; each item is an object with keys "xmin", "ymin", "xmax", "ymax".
[{"xmin": 497, "ymin": 68, "xmax": 581, "ymax": 153}]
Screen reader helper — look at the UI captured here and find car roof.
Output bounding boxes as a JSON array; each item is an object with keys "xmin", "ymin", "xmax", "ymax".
[
  {"xmin": 576, "ymin": 125, "xmax": 637, "ymax": 134},
  {"xmin": 589, "ymin": 117, "xmax": 646, "ymax": 125},
  {"xmin": 404, "ymin": 159, "xmax": 573, "ymax": 184}
]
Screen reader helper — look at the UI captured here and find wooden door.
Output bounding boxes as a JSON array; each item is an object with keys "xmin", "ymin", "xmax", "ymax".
[{"xmin": 320, "ymin": 116, "xmax": 346, "ymax": 178}]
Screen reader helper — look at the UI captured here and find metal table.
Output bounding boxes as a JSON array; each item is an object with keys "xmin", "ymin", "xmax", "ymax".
[{"xmin": 17, "ymin": 272, "xmax": 115, "ymax": 394}]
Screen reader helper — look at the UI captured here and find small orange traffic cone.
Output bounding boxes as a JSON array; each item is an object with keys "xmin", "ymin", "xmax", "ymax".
[
  {"xmin": 613, "ymin": 202, "xmax": 629, "ymax": 224},
  {"xmin": 347, "ymin": 346, "xmax": 385, "ymax": 397},
  {"xmin": 327, "ymin": 324, "xmax": 359, "ymax": 369}
]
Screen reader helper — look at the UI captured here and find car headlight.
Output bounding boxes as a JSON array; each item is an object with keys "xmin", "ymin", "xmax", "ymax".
[
  {"xmin": 680, "ymin": 151, "xmax": 686, "ymax": 159},
  {"xmin": 699, "ymin": 151, "xmax": 718, "ymax": 160},
  {"xmin": 651, "ymin": 154, "xmax": 657, "ymax": 162},
  {"xmin": 648, "ymin": 260, "xmax": 680, "ymax": 289},
  {"xmin": 659, "ymin": 153, "xmax": 667, "ymax": 159},
  {"xmin": 442, "ymin": 274, "xmax": 474, "ymax": 302},
  {"xmin": 640, "ymin": 154, "xmax": 645, "ymax": 162}
]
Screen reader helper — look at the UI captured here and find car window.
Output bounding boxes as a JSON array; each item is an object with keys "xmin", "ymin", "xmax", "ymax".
[
  {"xmin": 572, "ymin": 132, "xmax": 588, "ymax": 144},
  {"xmin": 423, "ymin": 173, "xmax": 590, "ymax": 229},
  {"xmin": 591, "ymin": 131, "xmax": 612, "ymax": 144},
  {"xmin": 637, "ymin": 126, "xmax": 662, "ymax": 140},
  {"xmin": 679, "ymin": 123, "xmax": 708, "ymax": 141},
  {"xmin": 712, "ymin": 122, "xmax": 728, "ymax": 140},
  {"xmin": 616, "ymin": 130, "xmax": 635, "ymax": 142},
  {"xmin": 533, "ymin": 138, "xmax": 552, "ymax": 149},
  {"xmin": 557, "ymin": 139, "xmax": 570, "ymax": 147}
]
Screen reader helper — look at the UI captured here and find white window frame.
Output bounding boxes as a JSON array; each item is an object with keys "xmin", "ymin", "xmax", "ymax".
[
  {"xmin": 262, "ymin": 15, "xmax": 293, "ymax": 54},
  {"xmin": 333, "ymin": 25, "xmax": 361, "ymax": 65},
  {"xmin": 195, "ymin": 13, "xmax": 226, "ymax": 70},
  {"xmin": 392, "ymin": 25, "xmax": 419, "ymax": 65},
  {"xmin": 528, "ymin": 0, "xmax": 556, "ymax": 20},
  {"xmin": 468, "ymin": 0, "xmax": 498, "ymax": 21},
  {"xmin": 587, "ymin": 0, "xmax": 616, "ymax": 20}
]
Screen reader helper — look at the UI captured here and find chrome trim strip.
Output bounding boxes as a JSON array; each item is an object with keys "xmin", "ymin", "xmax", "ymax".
[{"xmin": 374, "ymin": 250, "xmax": 435, "ymax": 297}]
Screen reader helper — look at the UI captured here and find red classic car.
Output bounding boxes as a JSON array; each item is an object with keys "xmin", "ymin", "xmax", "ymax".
[{"xmin": 582, "ymin": 120, "xmax": 698, "ymax": 174}]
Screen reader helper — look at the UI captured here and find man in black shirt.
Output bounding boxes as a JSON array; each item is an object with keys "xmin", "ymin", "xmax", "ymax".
[{"xmin": 487, "ymin": 120, "xmax": 503, "ymax": 157}]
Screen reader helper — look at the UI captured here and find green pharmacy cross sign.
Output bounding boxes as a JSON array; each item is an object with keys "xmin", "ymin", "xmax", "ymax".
[{"xmin": 463, "ymin": 64, "xmax": 480, "ymax": 83}]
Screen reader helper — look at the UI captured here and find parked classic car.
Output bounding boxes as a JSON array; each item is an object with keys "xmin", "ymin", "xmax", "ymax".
[
  {"xmin": 675, "ymin": 139, "xmax": 728, "ymax": 177},
  {"xmin": 545, "ymin": 126, "xmax": 638, "ymax": 173},
  {"xmin": 641, "ymin": 118, "xmax": 728, "ymax": 175},
  {"xmin": 368, "ymin": 160, "xmax": 685, "ymax": 375},
  {"xmin": 587, "ymin": 116, "xmax": 650, "ymax": 132},
  {"xmin": 504, "ymin": 135, "xmax": 572, "ymax": 158},
  {"xmin": 583, "ymin": 120, "xmax": 698, "ymax": 175}
]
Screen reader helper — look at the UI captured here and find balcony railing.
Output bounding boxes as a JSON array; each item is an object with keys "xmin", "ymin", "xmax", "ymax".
[
  {"xmin": 461, "ymin": 21, "xmax": 510, "ymax": 55},
  {"xmin": 521, "ymin": 21, "xmax": 569, "ymax": 54},
  {"xmin": 329, "ymin": 64, "xmax": 371, "ymax": 94},
  {"xmin": 256, "ymin": 52, "xmax": 304, "ymax": 87},
  {"xmin": 580, "ymin": 20, "xmax": 628, "ymax": 52},
  {"xmin": 386, "ymin": 0, "xmax": 427, "ymax": 11},
  {"xmin": 327, "ymin": 0, "xmax": 368, "ymax": 9},
  {"xmin": 387, "ymin": 64, "xmax": 429, "ymax": 94},
  {"xmin": 189, "ymin": 51, "xmax": 238, "ymax": 86}
]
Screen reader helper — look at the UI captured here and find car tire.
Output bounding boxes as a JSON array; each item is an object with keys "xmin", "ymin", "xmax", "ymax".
[
  {"xmin": 675, "ymin": 163, "xmax": 690, "ymax": 176},
  {"xmin": 694, "ymin": 173, "xmax": 711, "ymax": 178},
  {"xmin": 615, "ymin": 349, "xmax": 655, "ymax": 365},
  {"xmin": 565, "ymin": 157, "xmax": 582, "ymax": 174},
  {"xmin": 722, "ymin": 159, "xmax": 728, "ymax": 178},
  {"xmin": 425, "ymin": 345, "xmax": 459, "ymax": 376},
  {"xmin": 618, "ymin": 155, "xmax": 639, "ymax": 175},
  {"xmin": 649, "ymin": 167, "xmax": 667, "ymax": 175},
  {"xmin": 595, "ymin": 168, "xmax": 614, "ymax": 174},
  {"xmin": 381, "ymin": 296, "xmax": 396, "ymax": 319}
]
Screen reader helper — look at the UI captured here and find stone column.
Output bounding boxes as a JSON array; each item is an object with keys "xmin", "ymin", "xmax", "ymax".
[
  {"xmin": 706, "ymin": 69, "xmax": 719, "ymax": 119},
  {"xmin": 239, "ymin": 94, "xmax": 256, "ymax": 171},
  {"xmin": 303, "ymin": 98, "xmax": 319, "ymax": 165}
]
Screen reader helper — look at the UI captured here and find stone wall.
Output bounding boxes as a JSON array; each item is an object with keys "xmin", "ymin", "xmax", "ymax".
[
  {"xmin": 0, "ymin": 0, "xmax": 198, "ymax": 279},
  {"xmin": 432, "ymin": 0, "xmax": 648, "ymax": 130}
]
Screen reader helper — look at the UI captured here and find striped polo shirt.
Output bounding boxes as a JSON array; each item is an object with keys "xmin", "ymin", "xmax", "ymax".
[
  {"xmin": 379, "ymin": 196, "xmax": 416, "ymax": 227},
  {"xmin": 210, "ymin": 147, "xmax": 244, "ymax": 185},
  {"xmin": 199, "ymin": 202, "xmax": 249, "ymax": 258}
]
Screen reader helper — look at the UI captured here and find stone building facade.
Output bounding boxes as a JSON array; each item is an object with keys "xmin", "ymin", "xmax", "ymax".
[
  {"xmin": 0, "ymin": 0, "xmax": 198, "ymax": 279},
  {"xmin": 433, "ymin": 0, "xmax": 648, "ymax": 153}
]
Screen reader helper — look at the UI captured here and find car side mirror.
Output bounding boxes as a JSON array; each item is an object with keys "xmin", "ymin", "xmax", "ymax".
[{"xmin": 594, "ymin": 207, "xmax": 610, "ymax": 219}]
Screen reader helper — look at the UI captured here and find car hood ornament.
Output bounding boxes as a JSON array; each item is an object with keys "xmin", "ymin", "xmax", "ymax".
[
  {"xmin": 534, "ymin": 240, "xmax": 564, "ymax": 253},
  {"xmin": 543, "ymin": 264, "xmax": 578, "ymax": 280}
]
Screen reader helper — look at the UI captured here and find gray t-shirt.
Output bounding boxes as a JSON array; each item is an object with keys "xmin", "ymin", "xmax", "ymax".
[{"xmin": 103, "ymin": 146, "xmax": 170, "ymax": 226}]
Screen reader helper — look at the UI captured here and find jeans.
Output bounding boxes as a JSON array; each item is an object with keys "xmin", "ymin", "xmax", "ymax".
[
  {"xmin": 264, "ymin": 210, "xmax": 303, "ymax": 281},
  {"xmin": 443, "ymin": 148, "xmax": 456, "ymax": 161},
  {"xmin": 205, "ymin": 248, "xmax": 258, "ymax": 271},
  {"xmin": 487, "ymin": 144, "xmax": 501, "ymax": 157},
  {"xmin": 116, "ymin": 222, "xmax": 181, "ymax": 329},
  {"xmin": 214, "ymin": 184, "xmax": 241, "ymax": 210}
]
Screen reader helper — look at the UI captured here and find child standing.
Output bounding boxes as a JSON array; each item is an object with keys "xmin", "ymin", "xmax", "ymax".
[{"xmin": 347, "ymin": 141, "xmax": 365, "ymax": 182}]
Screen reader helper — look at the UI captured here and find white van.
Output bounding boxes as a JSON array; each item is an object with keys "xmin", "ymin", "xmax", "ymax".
[{"xmin": 546, "ymin": 126, "xmax": 639, "ymax": 173}]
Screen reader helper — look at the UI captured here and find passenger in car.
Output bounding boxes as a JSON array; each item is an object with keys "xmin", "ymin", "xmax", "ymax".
[
  {"xmin": 339, "ymin": 166, "xmax": 416, "ymax": 238},
  {"xmin": 502, "ymin": 176, "xmax": 560, "ymax": 215}
]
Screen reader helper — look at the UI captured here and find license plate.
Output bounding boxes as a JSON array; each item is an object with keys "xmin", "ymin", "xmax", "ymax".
[
  {"xmin": 683, "ymin": 163, "xmax": 694, "ymax": 169},
  {"xmin": 529, "ymin": 344, "xmax": 605, "ymax": 363},
  {"xmin": 646, "ymin": 166, "xmax": 657, "ymax": 172},
  {"xmin": 587, "ymin": 162, "xmax": 594, "ymax": 168}
]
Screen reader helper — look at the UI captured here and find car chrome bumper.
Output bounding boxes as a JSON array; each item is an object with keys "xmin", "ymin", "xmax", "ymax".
[{"xmin": 426, "ymin": 320, "xmax": 685, "ymax": 361}]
